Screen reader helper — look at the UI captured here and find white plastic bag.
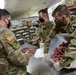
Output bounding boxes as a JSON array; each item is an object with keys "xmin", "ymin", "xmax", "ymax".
[
  {"xmin": 65, "ymin": 60, "xmax": 76, "ymax": 69},
  {"xmin": 34, "ymin": 48, "xmax": 44, "ymax": 58}
]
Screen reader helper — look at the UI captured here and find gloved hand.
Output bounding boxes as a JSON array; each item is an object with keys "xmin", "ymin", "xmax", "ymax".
[
  {"xmin": 25, "ymin": 50, "xmax": 33, "ymax": 58},
  {"xmin": 44, "ymin": 53, "xmax": 48, "ymax": 57},
  {"xmin": 44, "ymin": 53, "xmax": 49, "ymax": 61},
  {"xmin": 65, "ymin": 60, "xmax": 76, "ymax": 69},
  {"xmin": 54, "ymin": 62, "xmax": 62, "ymax": 71}
]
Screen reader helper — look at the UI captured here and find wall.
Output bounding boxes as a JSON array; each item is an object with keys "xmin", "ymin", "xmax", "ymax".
[{"xmin": 11, "ymin": 16, "xmax": 38, "ymax": 27}]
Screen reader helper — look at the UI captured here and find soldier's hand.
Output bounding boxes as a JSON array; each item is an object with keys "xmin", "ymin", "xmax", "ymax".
[
  {"xmin": 32, "ymin": 38, "xmax": 38, "ymax": 44},
  {"xmin": 21, "ymin": 48, "xmax": 29, "ymax": 53},
  {"xmin": 25, "ymin": 50, "xmax": 33, "ymax": 58},
  {"xmin": 32, "ymin": 41, "xmax": 37, "ymax": 44},
  {"xmin": 29, "ymin": 48, "xmax": 35, "ymax": 54},
  {"xmin": 65, "ymin": 60, "xmax": 76, "ymax": 69},
  {"xmin": 44, "ymin": 53, "xmax": 49, "ymax": 61},
  {"xmin": 34, "ymin": 37, "xmax": 39, "ymax": 42},
  {"xmin": 54, "ymin": 62, "xmax": 62, "ymax": 71},
  {"xmin": 21, "ymin": 48, "xmax": 35, "ymax": 54}
]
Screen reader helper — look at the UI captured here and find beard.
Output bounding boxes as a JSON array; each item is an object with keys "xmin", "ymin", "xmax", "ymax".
[
  {"xmin": 55, "ymin": 19, "xmax": 67, "ymax": 33},
  {"xmin": 55, "ymin": 19, "xmax": 66, "ymax": 27}
]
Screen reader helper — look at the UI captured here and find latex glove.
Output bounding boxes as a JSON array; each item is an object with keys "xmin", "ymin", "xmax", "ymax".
[
  {"xmin": 54, "ymin": 62, "xmax": 62, "ymax": 71},
  {"xmin": 25, "ymin": 50, "xmax": 33, "ymax": 58},
  {"xmin": 39, "ymin": 42, "xmax": 44, "ymax": 49},
  {"xmin": 29, "ymin": 48, "xmax": 36, "ymax": 54},
  {"xmin": 44, "ymin": 53, "xmax": 49, "ymax": 61},
  {"xmin": 32, "ymin": 38, "xmax": 39, "ymax": 44}
]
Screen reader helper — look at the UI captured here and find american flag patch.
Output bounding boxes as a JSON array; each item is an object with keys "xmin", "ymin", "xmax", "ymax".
[{"xmin": 6, "ymin": 36, "xmax": 14, "ymax": 41}]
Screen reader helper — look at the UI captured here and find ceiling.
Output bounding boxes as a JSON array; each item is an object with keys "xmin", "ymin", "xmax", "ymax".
[{"xmin": 5, "ymin": 0, "xmax": 61, "ymax": 19}]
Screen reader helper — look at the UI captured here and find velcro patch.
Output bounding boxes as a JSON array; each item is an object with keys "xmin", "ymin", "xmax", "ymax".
[{"xmin": 6, "ymin": 36, "xmax": 14, "ymax": 41}]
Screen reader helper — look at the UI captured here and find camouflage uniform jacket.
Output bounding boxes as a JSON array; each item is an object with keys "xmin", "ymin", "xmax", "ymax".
[
  {"xmin": 36, "ymin": 21, "xmax": 54, "ymax": 43},
  {"xmin": 60, "ymin": 15, "xmax": 76, "ymax": 67},
  {"xmin": 44, "ymin": 21, "xmax": 71, "ymax": 53},
  {"xmin": 44, "ymin": 15, "xmax": 76, "ymax": 67},
  {"xmin": 0, "ymin": 25, "xmax": 29, "ymax": 75}
]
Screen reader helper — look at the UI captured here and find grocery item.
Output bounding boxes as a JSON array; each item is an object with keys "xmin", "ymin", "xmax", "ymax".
[
  {"xmin": 50, "ymin": 42, "xmax": 68, "ymax": 62},
  {"xmin": 21, "ymin": 48, "xmax": 35, "ymax": 54}
]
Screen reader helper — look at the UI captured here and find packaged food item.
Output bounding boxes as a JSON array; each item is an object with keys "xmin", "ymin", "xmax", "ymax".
[
  {"xmin": 50, "ymin": 42, "xmax": 68, "ymax": 62},
  {"xmin": 22, "ymin": 20, "xmax": 27, "ymax": 26},
  {"xmin": 48, "ymin": 33, "xmax": 70, "ymax": 63},
  {"xmin": 27, "ymin": 21, "xmax": 33, "ymax": 26}
]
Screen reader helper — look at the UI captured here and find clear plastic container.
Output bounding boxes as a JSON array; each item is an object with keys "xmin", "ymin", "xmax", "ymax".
[{"xmin": 48, "ymin": 33, "xmax": 70, "ymax": 63}]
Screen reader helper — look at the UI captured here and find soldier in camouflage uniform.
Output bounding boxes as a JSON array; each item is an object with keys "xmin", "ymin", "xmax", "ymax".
[
  {"xmin": 35, "ymin": 9, "xmax": 54, "ymax": 46},
  {"xmin": 44, "ymin": 5, "xmax": 76, "ymax": 70},
  {"xmin": 0, "ymin": 9, "xmax": 32, "ymax": 75}
]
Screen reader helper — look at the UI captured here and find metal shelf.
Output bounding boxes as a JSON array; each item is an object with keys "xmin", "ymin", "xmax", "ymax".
[{"xmin": 12, "ymin": 25, "xmax": 36, "ymax": 40}]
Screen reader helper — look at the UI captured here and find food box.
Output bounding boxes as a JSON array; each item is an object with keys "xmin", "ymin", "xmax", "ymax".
[
  {"xmin": 48, "ymin": 33, "xmax": 70, "ymax": 63},
  {"xmin": 22, "ymin": 20, "xmax": 27, "ymax": 26}
]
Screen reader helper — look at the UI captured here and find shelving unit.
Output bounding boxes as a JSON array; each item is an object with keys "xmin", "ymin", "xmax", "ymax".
[
  {"xmin": 12, "ymin": 25, "xmax": 36, "ymax": 43},
  {"xmin": 66, "ymin": 4, "xmax": 76, "ymax": 15},
  {"xmin": 65, "ymin": 0, "xmax": 76, "ymax": 15}
]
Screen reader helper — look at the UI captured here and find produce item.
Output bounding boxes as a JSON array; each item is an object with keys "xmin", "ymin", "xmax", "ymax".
[
  {"xmin": 21, "ymin": 48, "xmax": 35, "ymax": 54},
  {"xmin": 50, "ymin": 42, "xmax": 68, "ymax": 62}
]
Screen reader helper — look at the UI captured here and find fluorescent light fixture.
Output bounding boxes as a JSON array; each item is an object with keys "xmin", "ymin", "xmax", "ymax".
[{"xmin": 0, "ymin": 0, "xmax": 5, "ymax": 9}]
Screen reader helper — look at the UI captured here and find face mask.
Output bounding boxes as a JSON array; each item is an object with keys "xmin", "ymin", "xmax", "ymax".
[
  {"xmin": 7, "ymin": 20, "xmax": 11, "ymax": 28},
  {"xmin": 4, "ymin": 17, "xmax": 11, "ymax": 28},
  {"xmin": 39, "ymin": 18, "xmax": 44, "ymax": 23},
  {"xmin": 55, "ymin": 19, "xmax": 66, "ymax": 27},
  {"xmin": 34, "ymin": 24, "xmax": 39, "ymax": 27}
]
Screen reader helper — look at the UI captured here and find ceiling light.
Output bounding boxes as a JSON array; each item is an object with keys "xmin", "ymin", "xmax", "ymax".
[{"xmin": 0, "ymin": 0, "xmax": 5, "ymax": 9}]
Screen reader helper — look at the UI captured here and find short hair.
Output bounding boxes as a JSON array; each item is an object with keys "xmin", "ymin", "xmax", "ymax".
[
  {"xmin": 0, "ymin": 9, "xmax": 10, "ymax": 19},
  {"xmin": 35, "ymin": 20, "xmax": 40, "ymax": 23},
  {"xmin": 52, "ymin": 4, "xmax": 70, "ymax": 17},
  {"xmin": 38, "ymin": 9, "xmax": 48, "ymax": 15}
]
